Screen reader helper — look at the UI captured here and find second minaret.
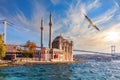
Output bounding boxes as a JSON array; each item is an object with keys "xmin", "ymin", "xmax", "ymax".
[
  {"xmin": 49, "ymin": 12, "xmax": 52, "ymax": 49},
  {"xmin": 40, "ymin": 18, "xmax": 44, "ymax": 48}
]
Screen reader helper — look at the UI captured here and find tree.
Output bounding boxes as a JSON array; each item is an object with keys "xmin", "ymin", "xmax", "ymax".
[
  {"xmin": 24, "ymin": 40, "xmax": 37, "ymax": 57},
  {"xmin": 22, "ymin": 50, "xmax": 32, "ymax": 58},
  {"xmin": 0, "ymin": 34, "xmax": 6, "ymax": 58}
]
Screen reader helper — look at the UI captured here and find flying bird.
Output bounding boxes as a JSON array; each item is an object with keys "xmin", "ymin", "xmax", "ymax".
[{"xmin": 83, "ymin": 14, "xmax": 100, "ymax": 31}]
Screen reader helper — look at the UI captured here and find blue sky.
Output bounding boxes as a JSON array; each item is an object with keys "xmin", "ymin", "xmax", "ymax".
[{"xmin": 0, "ymin": 0, "xmax": 120, "ymax": 53}]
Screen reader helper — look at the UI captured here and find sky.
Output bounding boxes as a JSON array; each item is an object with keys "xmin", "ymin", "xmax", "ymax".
[{"xmin": 0, "ymin": 0, "xmax": 120, "ymax": 53}]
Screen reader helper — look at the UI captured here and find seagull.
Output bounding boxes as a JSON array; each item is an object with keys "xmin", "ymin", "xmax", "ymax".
[{"xmin": 83, "ymin": 14, "xmax": 100, "ymax": 31}]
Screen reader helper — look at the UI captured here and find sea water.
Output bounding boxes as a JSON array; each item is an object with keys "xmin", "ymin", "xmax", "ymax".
[{"xmin": 0, "ymin": 61, "xmax": 120, "ymax": 80}]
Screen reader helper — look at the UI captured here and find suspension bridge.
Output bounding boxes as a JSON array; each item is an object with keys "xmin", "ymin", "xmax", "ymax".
[{"xmin": 73, "ymin": 45, "xmax": 120, "ymax": 56}]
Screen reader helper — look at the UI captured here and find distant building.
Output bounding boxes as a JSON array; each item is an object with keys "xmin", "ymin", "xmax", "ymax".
[
  {"xmin": 5, "ymin": 44, "xmax": 22, "ymax": 60},
  {"xmin": 6, "ymin": 44, "xmax": 21, "ymax": 54}
]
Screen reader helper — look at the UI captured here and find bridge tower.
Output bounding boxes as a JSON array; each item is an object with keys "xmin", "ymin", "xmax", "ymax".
[{"xmin": 111, "ymin": 45, "xmax": 116, "ymax": 54}]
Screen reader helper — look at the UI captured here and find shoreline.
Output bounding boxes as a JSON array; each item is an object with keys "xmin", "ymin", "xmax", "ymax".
[{"xmin": 0, "ymin": 60, "xmax": 87, "ymax": 67}]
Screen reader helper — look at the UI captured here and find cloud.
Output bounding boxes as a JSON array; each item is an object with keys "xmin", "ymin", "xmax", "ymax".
[
  {"xmin": 0, "ymin": 0, "xmax": 120, "ymax": 52},
  {"xmin": 54, "ymin": 0, "xmax": 120, "ymax": 53},
  {"xmin": 86, "ymin": 0, "xmax": 101, "ymax": 12},
  {"xmin": 62, "ymin": 0, "xmax": 101, "ymax": 34},
  {"xmin": 0, "ymin": 1, "xmax": 51, "ymax": 46},
  {"xmin": 50, "ymin": 0, "xmax": 60, "ymax": 5},
  {"xmin": 114, "ymin": 0, "xmax": 120, "ymax": 7},
  {"xmin": 0, "ymin": 0, "xmax": 67, "ymax": 46},
  {"xmin": 93, "ymin": 3, "xmax": 119, "ymax": 26},
  {"xmin": 9, "ymin": 1, "xmax": 51, "ymax": 37},
  {"xmin": 60, "ymin": 0, "xmax": 101, "ymax": 50}
]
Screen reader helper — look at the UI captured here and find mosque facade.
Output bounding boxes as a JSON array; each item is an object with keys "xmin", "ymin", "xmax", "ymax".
[{"xmin": 40, "ymin": 13, "xmax": 73, "ymax": 61}]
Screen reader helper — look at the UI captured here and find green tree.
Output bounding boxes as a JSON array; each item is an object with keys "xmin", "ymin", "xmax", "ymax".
[
  {"xmin": 0, "ymin": 34, "xmax": 6, "ymax": 58},
  {"xmin": 22, "ymin": 50, "xmax": 32, "ymax": 58}
]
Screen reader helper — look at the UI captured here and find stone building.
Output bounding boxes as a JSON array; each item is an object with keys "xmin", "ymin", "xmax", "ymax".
[
  {"xmin": 5, "ymin": 44, "xmax": 22, "ymax": 60},
  {"xmin": 52, "ymin": 35, "xmax": 73, "ymax": 61},
  {"xmin": 40, "ymin": 35, "xmax": 73, "ymax": 61},
  {"xmin": 40, "ymin": 13, "xmax": 73, "ymax": 61}
]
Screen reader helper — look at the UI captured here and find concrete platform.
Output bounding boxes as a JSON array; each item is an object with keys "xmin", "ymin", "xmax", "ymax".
[{"xmin": 0, "ymin": 60, "xmax": 87, "ymax": 67}]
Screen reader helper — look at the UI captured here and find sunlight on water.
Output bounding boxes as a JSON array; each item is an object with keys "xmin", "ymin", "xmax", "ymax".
[{"xmin": 0, "ymin": 62, "xmax": 120, "ymax": 80}]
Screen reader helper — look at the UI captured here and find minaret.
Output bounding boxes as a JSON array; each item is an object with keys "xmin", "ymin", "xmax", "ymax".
[
  {"xmin": 49, "ymin": 12, "xmax": 52, "ymax": 49},
  {"xmin": 40, "ymin": 18, "xmax": 44, "ymax": 48}
]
